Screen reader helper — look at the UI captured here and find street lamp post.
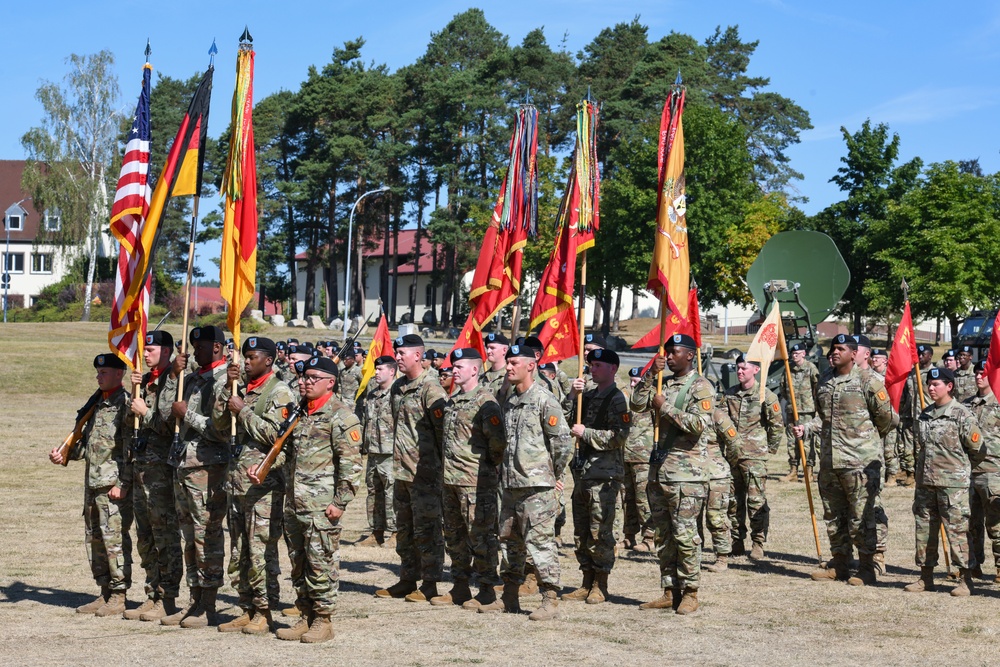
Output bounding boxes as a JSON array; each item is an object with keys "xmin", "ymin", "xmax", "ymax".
[
  {"xmin": 3, "ymin": 197, "xmax": 30, "ymax": 324},
  {"xmin": 343, "ymin": 186, "xmax": 390, "ymax": 342}
]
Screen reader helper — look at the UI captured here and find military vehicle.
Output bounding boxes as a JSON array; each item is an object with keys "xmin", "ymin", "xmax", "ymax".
[{"xmin": 954, "ymin": 309, "xmax": 997, "ymax": 362}]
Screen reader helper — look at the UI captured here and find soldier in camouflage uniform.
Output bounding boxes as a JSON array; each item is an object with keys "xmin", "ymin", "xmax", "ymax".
[
  {"xmin": 50, "ymin": 354, "xmax": 134, "ymax": 617},
  {"xmin": 285, "ymin": 344, "xmax": 316, "ymax": 396},
  {"xmin": 479, "ymin": 344, "xmax": 572, "ymax": 621},
  {"xmin": 955, "ymin": 346, "xmax": 977, "ymax": 402},
  {"xmin": 561, "ymin": 348, "xmax": 630, "ymax": 605},
  {"xmin": 942, "ymin": 349, "xmax": 958, "ymax": 371},
  {"xmin": 868, "ymin": 347, "xmax": 898, "ymax": 574},
  {"xmin": 273, "ymin": 341, "xmax": 291, "ymax": 383},
  {"xmin": 375, "ymin": 334, "xmax": 448, "ymax": 603},
  {"xmin": 723, "ymin": 356, "xmax": 785, "ymax": 561},
  {"xmin": 431, "ymin": 348, "xmax": 506, "ymax": 609},
  {"xmin": 215, "ymin": 337, "xmax": 297, "ymax": 635},
  {"xmin": 795, "ymin": 334, "xmax": 894, "ymax": 587},
  {"xmin": 903, "ymin": 367, "xmax": 983, "ymax": 596},
  {"xmin": 124, "ymin": 331, "xmax": 183, "ymax": 622},
  {"xmin": 356, "ymin": 356, "xmax": 398, "ymax": 548},
  {"xmin": 481, "ymin": 332, "xmax": 510, "ymax": 395},
  {"xmin": 258, "ymin": 356, "xmax": 362, "ymax": 643},
  {"xmin": 871, "ymin": 348, "xmax": 899, "ymax": 480},
  {"xmin": 965, "ymin": 360, "xmax": 1000, "ymax": 582},
  {"xmin": 630, "ymin": 334, "xmax": 714, "ymax": 615},
  {"xmin": 702, "ymin": 407, "xmax": 741, "ymax": 572},
  {"xmin": 897, "ymin": 344, "xmax": 934, "ymax": 486},
  {"xmin": 623, "ymin": 367, "xmax": 655, "ymax": 553},
  {"xmin": 336, "ymin": 344, "xmax": 363, "ymax": 410},
  {"xmin": 539, "ymin": 363, "xmax": 565, "ymax": 402},
  {"xmin": 159, "ymin": 325, "xmax": 232, "ymax": 628},
  {"xmin": 779, "ymin": 343, "xmax": 818, "ymax": 482}
]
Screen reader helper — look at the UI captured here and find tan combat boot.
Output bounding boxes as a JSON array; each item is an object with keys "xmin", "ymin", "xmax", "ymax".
[
  {"xmin": 374, "ymin": 579, "xmax": 417, "ymax": 599},
  {"xmin": 276, "ymin": 613, "xmax": 314, "ymax": 641},
  {"xmin": 675, "ymin": 588, "xmax": 699, "ymax": 615},
  {"xmin": 811, "ymin": 554, "xmax": 849, "ymax": 582},
  {"xmin": 780, "ymin": 465, "xmax": 799, "ymax": 482},
  {"xmin": 586, "ymin": 572, "xmax": 609, "ymax": 605},
  {"xmin": 462, "ymin": 585, "xmax": 496, "ymax": 611},
  {"xmin": 382, "ymin": 533, "xmax": 397, "ymax": 550},
  {"xmin": 519, "ymin": 571, "xmax": 539, "ymax": 597},
  {"xmin": 123, "ymin": 597, "xmax": 157, "ymax": 620},
  {"xmin": 904, "ymin": 567, "xmax": 936, "ymax": 592},
  {"xmin": 300, "ymin": 614, "xmax": 334, "ymax": 643},
  {"xmin": 95, "ymin": 591, "xmax": 126, "ymax": 618},
  {"xmin": 951, "ymin": 569, "xmax": 973, "ymax": 597},
  {"xmin": 356, "ymin": 530, "xmax": 382, "ymax": 548},
  {"xmin": 404, "ymin": 581, "xmax": 438, "ymax": 603},
  {"xmin": 180, "ymin": 586, "xmax": 219, "ymax": 628},
  {"xmin": 281, "ymin": 605, "xmax": 301, "ymax": 617},
  {"xmin": 633, "ymin": 536, "xmax": 656, "ymax": 553},
  {"xmin": 478, "ymin": 581, "xmax": 520, "ymax": 614},
  {"xmin": 218, "ymin": 609, "xmax": 254, "ymax": 633},
  {"xmin": 639, "ymin": 588, "xmax": 675, "ymax": 610},
  {"xmin": 528, "ymin": 589, "xmax": 560, "ymax": 621},
  {"xmin": 704, "ymin": 555, "xmax": 728, "ymax": 573},
  {"xmin": 160, "ymin": 588, "xmax": 199, "ymax": 626},
  {"xmin": 76, "ymin": 587, "xmax": 109, "ymax": 614},
  {"xmin": 561, "ymin": 571, "xmax": 594, "ymax": 601},
  {"xmin": 430, "ymin": 579, "xmax": 471, "ymax": 606},
  {"xmin": 140, "ymin": 598, "xmax": 175, "ymax": 622},
  {"xmin": 899, "ymin": 472, "xmax": 915, "ymax": 487},
  {"xmin": 242, "ymin": 608, "xmax": 274, "ymax": 634},
  {"xmin": 749, "ymin": 542, "xmax": 765, "ymax": 561},
  {"xmin": 848, "ymin": 554, "xmax": 877, "ymax": 586}
]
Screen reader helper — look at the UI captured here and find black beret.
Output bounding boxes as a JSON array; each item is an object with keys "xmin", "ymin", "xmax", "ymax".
[
  {"xmin": 484, "ymin": 331, "xmax": 509, "ymax": 346},
  {"xmin": 286, "ymin": 338, "xmax": 299, "ymax": 344},
  {"xmin": 664, "ymin": 333, "xmax": 697, "ymax": 351},
  {"xmin": 352, "ymin": 340, "xmax": 363, "ymax": 349},
  {"xmin": 789, "ymin": 343, "xmax": 804, "ymax": 353},
  {"xmin": 959, "ymin": 345, "xmax": 973, "ymax": 354},
  {"xmin": 450, "ymin": 348, "xmax": 482, "ymax": 364},
  {"xmin": 853, "ymin": 334, "xmax": 871, "ymax": 348},
  {"xmin": 145, "ymin": 330, "xmax": 174, "ymax": 348},
  {"xmin": 189, "ymin": 325, "xmax": 226, "ymax": 345},
  {"xmin": 927, "ymin": 366, "xmax": 955, "ymax": 384},
  {"xmin": 628, "ymin": 367, "xmax": 642, "ymax": 378},
  {"xmin": 294, "ymin": 360, "xmax": 306, "ymax": 374},
  {"xmin": 311, "ymin": 348, "xmax": 322, "ymax": 359},
  {"xmin": 943, "ymin": 349, "xmax": 957, "ymax": 359},
  {"xmin": 523, "ymin": 336, "xmax": 544, "ymax": 353},
  {"xmin": 94, "ymin": 353, "xmax": 127, "ymax": 370},
  {"xmin": 586, "ymin": 348, "xmax": 620, "ymax": 366},
  {"xmin": 505, "ymin": 344, "xmax": 536, "ymax": 359},
  {"xmin": 917, "ymin": 344, "xmax": 933, "ymax": 355},
  {"xmin": 584, "ymin": 333, "xmax": 606, "ymax": 347},
  {"xmin": 374, "ymin": 355, "xmax": 396, "ymax": 366},
  {"xmin": 735, "ymin": 354, "xmax": 760, "ymax": 367},
  {"xmin": 276, "ymin": 341, "xmax": 287, "ymax": 352},
  {"xmin": 872, "ymin": 348, "xmax": 887, "ymax": 358},
  {"xmin": 538, "ymin": 362, "xmax": 556, "ymax": 371},
  {"xmin": 975, "ymin": 360, "xmax": 988, "ymax": 373},
  {"xmin": 832, "ymin": 333, "xmax": 858, "ymax": 350},
  {"xmin": 306, "ymin": 356, "xmax": 339, "ymax": 377},
  {"xmin": 242, "ymin": 336, "xmax": 277, "ymax": 358},
  {"xmin": 394, "ymin": 334, "xmax": 424, "ymax": 348},
  {"xmin": 330, "ymin": 342, "xmax": 341, "ymax": 352},
  {"xmin": 438, "ymin": 366, "xmax": 453, "ymax": 375},
  {"xmin": 423, "ymin": 349, "xmax": 440, "ymax": 360}
]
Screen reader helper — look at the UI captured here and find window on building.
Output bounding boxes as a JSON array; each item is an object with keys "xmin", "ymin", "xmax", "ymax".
[
  {"xmin": 5, "ymin": 214, "xmax": 22, "ymax": 231},
  {"xmin": 3, "ymin": 252, "xmax": 25, "ymax": 273},
  {"xmin": 425, "ymin": 282, "xmax": 435, "ymax": 307},
  {"xmin": 44, "ymin": 210, "xmax": 61, "ymax": 231},
  {"xmin": 31, "ymin": 253, "xmax": 52, "ymax": 274}
]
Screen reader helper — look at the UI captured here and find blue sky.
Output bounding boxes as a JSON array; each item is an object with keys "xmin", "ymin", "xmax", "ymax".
[{"xmin": 4, "ymin": 1, "xmax": 1000, "ymax": 276}]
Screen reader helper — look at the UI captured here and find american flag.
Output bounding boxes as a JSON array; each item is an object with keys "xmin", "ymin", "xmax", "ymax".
[{"xmin": 108, "ymin": 63, "xmax": 153, "ymax": 368}]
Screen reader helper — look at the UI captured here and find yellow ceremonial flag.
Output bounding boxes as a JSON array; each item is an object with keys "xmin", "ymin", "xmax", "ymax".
[{"xmin": 746, "ymin": 302, "xmax": 787, "ymax": 401}]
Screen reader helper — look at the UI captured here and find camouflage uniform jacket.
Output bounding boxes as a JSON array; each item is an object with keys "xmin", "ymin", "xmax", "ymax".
[
  {"xmin": 337, "ymin": 364, "xmax": 363, "ymax": 410},
  {"xmin": 915, "ymin": 398, "xmax": 984, "ymax": 488},
  {"xmin": 358, "ymin": 384, "xmax": 394, "ymax": 456},
  {"xmin": 964, "ymin": 392, "xmax": 1000, "ymax": 475},
  {"xmin": 480, "ymin": 367, "xmax": 506, "ymax": 395},
  {"xmin": 273, "ymin": 358, "xmax": 292, "ymax": 384},
  {"xmin": 215, "ymin": 372, "xmax": 297, "ymax": 495},
  {"xmin": 804, "ymin": 365, "xmax": 894, "ymax": 470},
  {"xmin": 781, "ymin": 359, "xmax": 819, "ymax": 414},
  {"xmin": 500, "ymin": 380, "xmax": 573, "ymax": 489},
  {"xmin": 629, "ymin": 369, "xmax": 715, "ymax": 483},
  {"xmin": 622, "ymin": 387, "xmax": 654, "ymax": 464},
  {"xmin": 442, "ymin": 384, "xmax": 506, "ymax": 487},
  {"xmin": 708, "ymin": 408, "xmax": 741, "ymax": 478},
  {"xmin": 287, "ymin": 394, "xmax": 363, "ymax": 513},
  {"xmin": 556, "ymin": 369, "xmax": 575, "ymax": 401},
  {"xmin": 563, "ymin": 384, "xmax": 630, "ymax": 481},
  {"xmin": 135, "ymin": 369, "xmax": 174, "ymax": 464},
  {"xmin": 391, "ymin": 368, "xmax": 448, "ymax": 485},
  {"xmin": 723, "ymin": 380, "xmax": 786, "ymax": 460},
  {"xmin": 955, "ymin": 366, "xmax": 977, "ymax": 403},
  {"xmin": 72, "ymin": 387, "xmax": 133, "ymax": 491},
  {"xmin": 160, "ymin": 363, "xmax": 231, "ymax": 468},
  {"xmin": 902, "ymin": 365, "xmax": 933, "ymax": 421}
]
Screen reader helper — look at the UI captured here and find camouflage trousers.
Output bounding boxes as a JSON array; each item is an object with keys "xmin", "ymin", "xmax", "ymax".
[
  {"xmin": 704, "ymin": 476, "xmax": 732, "ymax": 556},
  {"xmin": 393, "ymin": 479, "xmax": 444, "ymax": 582},
  {"xmin": 897, "ymin": 422, "xmax": 916, "ymax": 473},
  {"xmin": 227, "ymin": 484, "xmax": 283, "ymax": 610},
  {"xmin": 285, "ymin": 511, "xmax": 342, "ymax": 615},
  {"xmin": 622, "ymin": 462, "xmax": 653, "ymax": 540},
  {"xmin": 787, "ymin": 412, "xmax": 817, "ymax": 468},
  {"xmin": 499, "ymin": 486, "xmax": 561, "ymax": 591},
  {"xmin": 649, "ymin": 481, "xmax": 707, "ymax": 591},
  {"xmin": 572, "ymin": 479, "xmax": 621, "ymax": 574},
  {"xmin": 174, "ymin": 464, "xmax": 227, "ymax": 589},
  {"xmin": 883, "ymin": 429, "xmax": 900, "ymax": 479},
  {"xmin": 84, "ymin": 486, "xmax": 133, "ymax": 591},
  {"xmin": 970, "ymin": 473, "xmax": 1000, "ymax": 569},
  {"xmin": 818, "ymin": 466, "xmax": 879, "ymax": 558},
  {"xmin": 913, "ymin": 485, "xmax": 970, "ymax": 569},
  {"xmin": 729, "ymin": 459, "xmax": 770, "ymax": 546},
  {"xmin": 442, "ymin": 484, "xmax": 501, "ymax": 586},
  {"xmin": 133, "ymin": 461, "xmax": 182, "ymax": 599},
  {"xmin": 365, "ymin": 454, "xmax": 396, "ymax": 533},
  {"xmin": 873, "ymin": 475, "xmax": 889, "ymax": 554}
]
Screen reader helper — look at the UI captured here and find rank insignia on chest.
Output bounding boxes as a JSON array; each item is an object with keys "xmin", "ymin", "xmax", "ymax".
[
  {"xmin": 349, "ymin": 430, "xmax": 361, "ymax": 442},
  {"xmin": 877, "ymin": 390, "xmax": 887, "ymax": 401},
  {"xmin": 701, "ymin": 400, "xmax": 711, "ymax": 411},
  {"xmin": 490, "ymin": 415, "xmax": 500, "ymax": 426},
  {"xmin": 434, "ymin": 409, "xmax": 444, "ymax": 419},
  {"xmin": 622, "ymin": 413, "xmax": 631, "ymax": 423},
  {"xmin": 548, "ymin": 415, "xmax": 558, "ymax": 427}
]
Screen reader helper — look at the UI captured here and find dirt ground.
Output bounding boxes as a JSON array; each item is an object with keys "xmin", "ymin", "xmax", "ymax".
[{"xmin": 1, "ymin": 322, "xmax": 998, "ymax": 667}]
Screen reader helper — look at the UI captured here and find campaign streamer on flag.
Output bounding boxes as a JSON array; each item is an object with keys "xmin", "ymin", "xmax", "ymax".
[
  {"xmin": 647, "ymin": 80, "xmax": 689, "ymax": 320},
  {"xmin": 746, "ymin": 302, "xmax": 787, "ymax": 401},
  {"xmin": 529, "ymin": 100, "xmax": 599, "ymax": 363},
  {"xmin": 631, "ymin": 288, "xmax": 699, "ymax": 350},
  {"xmin": 983, "ymin": 310, "xmax": 1000, "ymax": 400},
  {"xmin": 220, "ymin": 42, "xmax": 258, "ymax": 346},
  {"xmin": 357, "ymin": 313, "xmax": 395, "ymax": 400},
  {"xmin": 885, "ymin": 302, "xmax": 920, "ymax": 411},
  {"xmin": 108, "ymin": 62, "xmax": 154, "ymax": 368}
]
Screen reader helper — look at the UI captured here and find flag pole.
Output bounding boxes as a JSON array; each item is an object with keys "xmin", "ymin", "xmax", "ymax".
[
  {"xmin": 782, "ymin": 350, "xmax": 822, "ymax": 564},
  {"xmin": 653, "ymin": 291, "xmax": 668, "ymax": 444},
  {"xmin": 692, "ymin": 276, "xmax": 702, "ymax": 375},
  {"xmin": 575, "ymin": 250, "xmax": 588, "ymax": 429},
  {"xmin": 172, "ymin": 195, "xmax": 201, "ymax": 446}
]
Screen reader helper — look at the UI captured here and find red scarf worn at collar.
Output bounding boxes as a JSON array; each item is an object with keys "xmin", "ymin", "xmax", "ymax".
[
  {"xmin": 147, "ymin": 365, "xmax": 167, "ymax": 386},
  {"xmin": 101, "ymin": 385, "xmax": 123, "ymax": 400},
  {"xmin": 307, "ymin": 391, "xmax": 334, "ymax": 415},
  {"xmin": 199, "ymin": 358, "xmax": 227, "ymax": 376},
  {"xmin": 246, "ymin": 371, "xmax": 274, "ymax": 394}
]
